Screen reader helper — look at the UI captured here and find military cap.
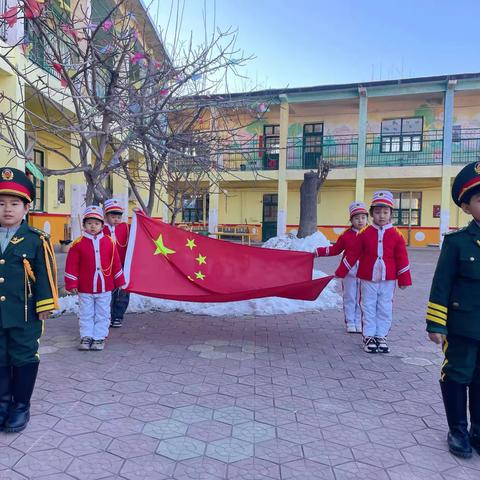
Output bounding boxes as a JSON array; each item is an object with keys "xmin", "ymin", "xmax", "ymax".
[
  {"xmin": 451, "ymin": 161, "xmax": 480, "ymax": 207},
  {"xmin": 349, "ymin": 201, "xmax": 368, "ymax": 218},
  {"xmin": 83, "ymin": 205, "xmax": 104, "ymax": 223},
  {"xmin": 0, "ymin": 167, "xmax": 35, "ymax": 202},
  {"xmin": 104, "ymin": 198, "xmax": 124, "ymax": 215},
  {"xmin": 371, "ymin": 190, "xmax": 394, "ymax": 209}
]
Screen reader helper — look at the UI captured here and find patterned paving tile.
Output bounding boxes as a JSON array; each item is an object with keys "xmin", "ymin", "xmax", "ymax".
[
  {"xmin": 228, "ymin": 457, "xmax": 280, "ymax": 479},
  {"xmin": 143, "ymin": 419, "xmax": 188, "ymax": 440},
  {"xmin": 171, "ymin": 405, "xmax": 213, "ymax": 423},
  {"xmin": 213, "ymin": 406, "xmax": 254, "ymax": 425},
  {"xmin": 231, "ymin": 421, "xmax": 276, "ymax": 443},
  {"xmin": 156, "ymin": 436, "xmax": 206, "ymax": 461},
  {"xmin": 187, "ymin": 420, "xmax": 232, "ymax": 442},
  {"xmin": 255, "ymin": 438, "xmax": 303, "ymax": 464},
  {"xmin": 120, "ymin": 454, "xmax": 176, "ymax": 480},
  {"xmin": 280, "ymin": 459, "xmax": 335, "ymax": 479},
  {"xmin": 205, "ymin": 437, "xmax": 253, "ymax": 463}
]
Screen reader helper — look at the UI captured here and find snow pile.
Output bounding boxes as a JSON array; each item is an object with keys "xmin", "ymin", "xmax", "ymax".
[
  {"xmin": 262, "ymin": 230, "xmax": 330, "ymax": 252},
  {"xmin": 54, "ymin": 231, "xmax": 340, "ymax": 318}
]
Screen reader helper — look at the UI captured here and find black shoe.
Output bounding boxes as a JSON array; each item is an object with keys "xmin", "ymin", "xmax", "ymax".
[
  {"xmin": 363, "ymin": 336, "xmax": 378, "ymax": 353},
  {"xmin": 375, "ymin": 337, "xmax": 390, "ymax": 353},
  {"xmin": 440, "ymin": 381, "xmax": 473, "ymax": 458},
  {"xmin": 110, "ymin": 318, "xmax": 122, "ymax": 328},
  {"xmin": 469, "ymin": 382, "xmax": 480, "ymax": 454},
  {"xmin": 0, "ymin": 365, "xmax": 11, "ymax": 431},
  {"xmin": 4, "ymin": 363, "xmax": 39, "ymax": 433}
]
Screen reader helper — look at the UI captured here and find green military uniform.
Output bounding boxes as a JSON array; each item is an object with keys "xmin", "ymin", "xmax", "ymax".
[
  {"xmin": 426, "ymin": 160, "xmax": 480, "ymax": 458},
  {"xmin": 0, "ymin": 167, "xmax": 58, "ymax": 434},
  {"xmin": 427, "ymin": 221, "xmax": 480, "ymax": 383},
  {"xmin": 0, "ymin": 221, "xmax": 57, "ymax": 366}
]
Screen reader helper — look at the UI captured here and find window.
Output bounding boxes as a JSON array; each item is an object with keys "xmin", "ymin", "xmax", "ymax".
[
  {"xmin": 381, "ymin": 117, "xmax": 423, "ymax": 153},
  {"xmin": 182, "ymin": 195, "xmax": 208, "ymax": 223},
  {"xmin": 392, "ymin": 192, "xmax": 422, "ymax": 226},
  {"xmin": 263, "ymin": 125, "xmax": 279, "ymax": 169},
  {"xmin": 303, "ymin": 123, "xmax": 323, "ymax": 169},
  {"xmin": 30, "ymin": 150, "xmax": 45, "ymax": 212}
]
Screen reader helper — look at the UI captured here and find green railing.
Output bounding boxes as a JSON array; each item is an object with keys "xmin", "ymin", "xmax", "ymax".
[
  {"xmin": 287, "ymin": 135, "xmax": 358, "ymax": 169},
  {"xmin": 451, "ymin": 128, "xmax": 480, "ymax": 164},
  {"xmin": 365, "ymin": 130, "xmax": 443, "ymax": 167},
  {"xmin": 220, "ymin": 139, "xmax": 279, "ymax": 171}
]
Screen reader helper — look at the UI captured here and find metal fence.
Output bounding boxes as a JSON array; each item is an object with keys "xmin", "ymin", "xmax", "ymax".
[
  {"xmin": 451, "ymin": 128, "xmax": 480, "ymax": 164},
  {"xmin": 365, "ymin": 130, "xmax": 444, "ymax": 167},
  {"xmin": 287, "ymin": 135, "xmax": 358, "ymax": 169}
]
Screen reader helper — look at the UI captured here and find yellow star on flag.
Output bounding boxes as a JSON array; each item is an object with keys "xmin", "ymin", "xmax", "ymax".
[
  {"xmin": 186, "ymin": 239, "xmax": 197, "ymax": 250},
  {"xmin": 196, "ymin": 254, "xmax": 207, "ymax": 265},
  {"xmin": 153, "ymin": 234, "xmax": 176, "ymax": 257},
  {"xmin": 195, "ymin": 271, "xmax": 205, "ymax": 280}
]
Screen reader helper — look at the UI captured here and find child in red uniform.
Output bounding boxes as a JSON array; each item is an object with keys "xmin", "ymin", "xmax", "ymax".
[
  {"xmin": 102, "ymin": 199, "xmax": 130, "ymax": 328},
  {"xmin": 65, "ymin": 206, "xmax": 125, "ymax": 351},
  {"xmin": 336, "ymin": 191, "xmax": 412, "ymax": 354},
  {"xmin": 316, "ymin": 201, "xmax": 368, "ymax": 333}
]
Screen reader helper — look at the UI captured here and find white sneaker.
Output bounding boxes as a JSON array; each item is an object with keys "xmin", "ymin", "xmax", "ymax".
[
  {"xmin": 363, "ymin": 336, "xmax": 378, "ymax": 353},
  {"xmin": 346, "ymin": 324, "xmax": 356, "ymax": 333},
  {"xmin": 375, "ymin": 337, "xmax": 390, "ymax": 353},
  {"xmin": 355, "ymin": 325, "xmax": 363, "ymax": 334}
]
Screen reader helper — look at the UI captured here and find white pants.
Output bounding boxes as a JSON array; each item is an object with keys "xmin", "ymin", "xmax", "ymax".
[
  {"xmin": 78, "ymin": 292, "xmax": 112, "ymax": 340},
  {"xmin": 360, "ymin": 280, "xmax": 396, "ymax": 337},
  {"xmin": 342, "ymin": 274, "xmax": 361, "ymax": 327}
]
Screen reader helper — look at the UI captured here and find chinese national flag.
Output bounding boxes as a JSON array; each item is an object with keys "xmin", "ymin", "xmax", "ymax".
[{"xmin": 124, "ymin": 211, "xmax": 333, "ymax": 302}]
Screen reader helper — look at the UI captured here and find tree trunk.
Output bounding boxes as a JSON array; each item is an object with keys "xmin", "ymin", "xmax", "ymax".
[{"xmin": 298, "ymin": 171, "xmax": 321, "ymax": 238}]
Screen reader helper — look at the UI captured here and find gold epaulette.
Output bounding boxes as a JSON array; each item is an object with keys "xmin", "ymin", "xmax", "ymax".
[
  {"xmin": 71, "ymin": 236, "xmax": 82, "ymax": 247},
  {"xmin": 357, "ymin": 225, "xmax": 369, "ymax": 235},
  {"xmin": 28, "ymin": 225, "xmax": 50, "ymax": 238},
  {"xmin": 394, "ymin": 227, "xmax": 404, "ymax": 237},
  {"xmin": 39, "ymin": 234, "xmax": 59, "ymax": 310}
]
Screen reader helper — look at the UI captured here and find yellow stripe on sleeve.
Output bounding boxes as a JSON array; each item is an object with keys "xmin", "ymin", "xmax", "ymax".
[
  {"xmin": 36, "ymin": 298, "xmax": 54, "ymax": 307},
  {"xmin": 426, "ymin": 314, "xmax": 447, "ymax": 326},
  {"xmin": 426, "ymin": 308, "xmax": 447, "ymax": 320},
  {"xmin": 36, "ymin": 304, "xmax": 55, "ymax": 313},
  {"xmin": 428, "ymin": 301, "xmax": 448, "ymax": 314}
]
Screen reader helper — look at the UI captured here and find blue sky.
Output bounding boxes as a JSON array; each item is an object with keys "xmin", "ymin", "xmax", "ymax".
[{"xmin": 148, "ymin": 0, "xmax": 480, "ymax": 91}]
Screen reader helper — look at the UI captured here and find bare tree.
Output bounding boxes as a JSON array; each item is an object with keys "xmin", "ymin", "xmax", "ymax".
[
  {"xmin": 297, "ymin": 158, "xmax": 330, "ymax": 239},
  {"xmin": 0, "ymin": 0, "xmax": 261, "ymax": 209}
]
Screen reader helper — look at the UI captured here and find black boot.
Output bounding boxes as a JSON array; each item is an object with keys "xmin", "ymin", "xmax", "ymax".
[
  {"xmin": 0, "ymin": 365, "xmax": 11, "ymax": 430},
  {"xmin": 440, "ymin": 381, "xmax": 472, "ymax": 458},
  {"xmin": 469, "ymin": 382, "xmax": 480, "ymax": 454},
  {"xmin": 4, "ymin": 363, "xmax": 39, "ymax": 433}
]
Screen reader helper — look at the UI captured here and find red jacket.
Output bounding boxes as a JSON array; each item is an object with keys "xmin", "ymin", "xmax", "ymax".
[
  {"xmin": 64, "ymin": 232, "xmax": 125, "ymax": 293},
  {"xmin": 335, "ymin": 224, "xmax": 412, "ymax": 287},
  {"xmin": 103, "ymin": 223, "xmax": 129, "ymax": 265},
  {"xmin": 316, "ymin": 227, "xmax": 358, "ymax": 262}
]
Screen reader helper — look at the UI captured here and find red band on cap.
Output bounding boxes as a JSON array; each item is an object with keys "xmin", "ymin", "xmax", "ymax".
[
  {"xmin": 0, "ymin": 181, "xmax": 32, "ymax": 201},
  {"xmin": 459, "ymin": 177, "xmax": 480, "ymax": 202}
]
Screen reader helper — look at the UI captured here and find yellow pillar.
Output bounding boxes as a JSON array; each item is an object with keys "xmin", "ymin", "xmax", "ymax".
[
  {"xmin": 355, "ymin": 87, "xmax": 368, "ymax": 202},
  {"xmin": 277, "ymin": 96, "xmax": 289, "ymax": 236},
  {"xmin": 208, "ymin": 177, "xmax": 220, "ymax": 236}
]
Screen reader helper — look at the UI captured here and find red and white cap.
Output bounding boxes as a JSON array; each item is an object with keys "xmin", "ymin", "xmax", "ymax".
[
  {"xmin": 83, "ymin": 205, "xmax": 104, "ymax": 222},
  {"xmin": 371, "ymin": 190, "xmax": 394, "ymax": 209},
  {"xmin": 104, "ymin": 198, "xmax": 124, "ymax": 215},
  {"xmin": 349, "ymin": 201, "xmax": 368, "ymax": 218}
]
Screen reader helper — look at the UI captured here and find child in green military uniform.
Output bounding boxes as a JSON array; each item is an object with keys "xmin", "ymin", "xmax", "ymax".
[
  {"xmin": 0, "ymin": 167, "xmax": 58, "ymax": 433},
  {"xmin": 427, "ymin": 161, "xmax": 480, "ymax": 458}
]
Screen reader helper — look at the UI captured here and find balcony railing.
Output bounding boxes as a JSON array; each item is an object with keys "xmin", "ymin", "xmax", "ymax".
[
  {"xmin": 220, "ymin": 139, "xmax": 279, "ymax": 171},
  {"xmin": 287, "ymin": 135, "xmax": 358, "ymax": 169},
  {"xmin": 451, "ymin": 128, "xmax": 480, "ymax": 164},
  {"xmin": 365, "ymin": 130, "xmax": 444, "ymax": 167}
]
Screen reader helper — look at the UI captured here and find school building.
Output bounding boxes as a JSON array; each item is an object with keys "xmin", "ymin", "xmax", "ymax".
[
  {"xmin": 1, "ymin": 4, "xmax": 479, "ymax": 247},
  {"xmin": 201, "ymin": 73, "xmax": 480, "ymax": 247}
]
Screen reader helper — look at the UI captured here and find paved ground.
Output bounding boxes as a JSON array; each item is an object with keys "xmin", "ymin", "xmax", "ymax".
[{"xmin": 2, "ymin": 248, "xmax": 480, "ymax": 479}]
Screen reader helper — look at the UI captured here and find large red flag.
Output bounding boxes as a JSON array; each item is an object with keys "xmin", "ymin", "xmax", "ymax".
[{"xmin": 124, "ymin": 211, "xmax": 333, "ymax": 302}]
